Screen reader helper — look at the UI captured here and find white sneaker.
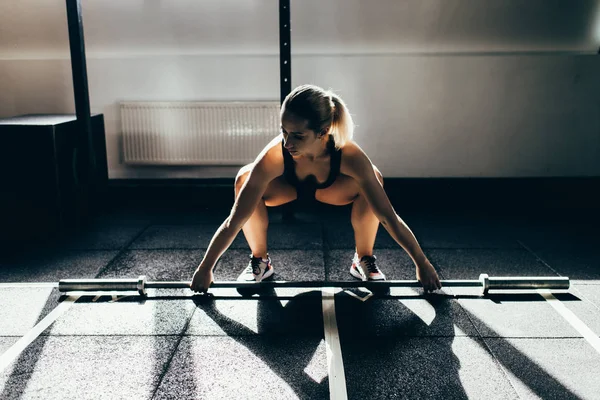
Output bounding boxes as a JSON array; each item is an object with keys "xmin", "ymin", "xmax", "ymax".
[
  {"xmin": 237, "ymin": 254, "xmax": 274, "ymax": 282},
  {"xmin": 350, "ymin": 253, "xmax": 386, "ymax": 281}
]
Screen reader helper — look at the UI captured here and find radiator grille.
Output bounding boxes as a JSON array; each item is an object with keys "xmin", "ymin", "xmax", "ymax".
[{"xmin": 120, "ymin": 101, "xmax": 280, "ymax": 165}]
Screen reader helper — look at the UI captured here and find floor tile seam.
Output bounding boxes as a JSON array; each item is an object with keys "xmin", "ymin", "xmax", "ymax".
[
  {"xmin": 53, "ymin": 247, "xmax": 132, "ymax": 252},
  {"xmin": 128, "ymin": 247, "xmax": 209, "ymax": 251},
  {"xmin": 180, "ymin": 334, "xmax": 326, "ymax": 338},
  {"xmin": 448, "ymin": 291, "xmax": 525, "ymax": 396},
  {"xmin": 3, "ymin": 332, "xmax": 387, "ymax": 339},
  {"xmin": 336, "ymin": 336, "xmax": 503, "ymax": 345},
  {"xmin": 5, "ymin": 248, "xmax": 125, "ymax": 264},
  {"xmin": 150, "ymin": 303, "xmax": 198, "ymax": 400},
  {"xmin": 120, "ymin": 245, "xmax": 533, "ymax": 251},
  {"xmin": 479, "ymin": 332, "xmax": 599, "ymax": 399},
  {"xmin": 271, "ymin": 221, "xmax": 332, "ymax": 225},
  {"xmin": 479, "ymin": 336, "xmax": 588, "ymax": 340},
  {"xmin": 127, "ymin": 246, "xmax": 324, "ymax": 250},
  {"xmin": 516, "ymin": 240, "xmax": 565, "ymax": 277},
  {"xmin": 338, "ymin": 334, "xmax": 478, "ymax": 339},
  {"xmin": 35, "ymin": 334, "xmax": 185, "ymax": 338},
  {"xmin": 145, "ymin": 222, "xmax": 323, "ymax": 228},
  {"xmin": 438, "ymin": 286, "xmax": 485, "ymax": 340},
  {"xmin": 0, "ymin": 334, "xmax": 329, "ymax": 339},
  {"xmin": 517, "ymin": 240, "xmax": 600, "ymax": 312},
  {"xmin": 164, "ymin": 333, "xmax": 483, "ymax": 339},
  {"xmin": 328, "ymin": 246, "xmax": 525, "ymax": 250},
  {"xmin": 567, "ymin": 287, "xmax": 600, "ymax": 314},
  {"xmin": 321, "ymin": 223, "xmax": 330, "ymax": 281},
  {"xmin": 516, "ymin": 245, "xmax": 595, "ymax": 251},
  {"xmin": 470, "ymin": 329, "xmax": 523, "ymax": 399},
  {"xmin": 93, "ymin": 224, "xmax": 153, "ymax": 279}
]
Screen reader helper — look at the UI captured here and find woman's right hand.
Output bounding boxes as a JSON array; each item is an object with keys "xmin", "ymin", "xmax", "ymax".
[{"xmin": 190, "ymin": 266, "xmax": 214, "ymax": 293}]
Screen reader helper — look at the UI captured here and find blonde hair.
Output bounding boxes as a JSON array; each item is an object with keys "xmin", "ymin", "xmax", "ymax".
[{"xmin": 281, "ymin": 84, "xmax": 354, "ymax": 149}]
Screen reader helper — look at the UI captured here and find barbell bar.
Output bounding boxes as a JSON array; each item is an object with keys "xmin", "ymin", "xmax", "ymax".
[{"xmin": 58, "ymin": 274, "xmax": 569, "ymax": 296}]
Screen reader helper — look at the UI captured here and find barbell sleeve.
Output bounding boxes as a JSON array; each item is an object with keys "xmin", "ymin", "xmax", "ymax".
[{"xmin": 58, "ymin": 274, "xmax": 570, "ymax": 296}]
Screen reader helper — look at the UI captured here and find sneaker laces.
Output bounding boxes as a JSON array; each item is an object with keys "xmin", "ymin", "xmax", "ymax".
[
  {"xmin": 361, "ymin": 255, "xmax": 380, "ymax": 274},
  {"xmin": 246, "ymin": 255, "xmax": 263, "ymax": 275}
]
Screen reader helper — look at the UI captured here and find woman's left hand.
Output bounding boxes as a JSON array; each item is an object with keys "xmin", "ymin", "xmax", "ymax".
[{"xmin": 415, "ymin": 258, "xmax": 442, "ymax": 293}]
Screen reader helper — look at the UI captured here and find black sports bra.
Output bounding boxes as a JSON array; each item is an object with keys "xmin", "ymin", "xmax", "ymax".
[{"xmin": 281, "ymin": 136, "xmax": 342, "ymax": 191}]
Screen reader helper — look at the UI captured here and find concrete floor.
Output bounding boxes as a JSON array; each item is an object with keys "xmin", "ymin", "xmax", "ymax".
[{"xmin": 0, "ymin": 205, "xmax": 599, "ymax": 399}]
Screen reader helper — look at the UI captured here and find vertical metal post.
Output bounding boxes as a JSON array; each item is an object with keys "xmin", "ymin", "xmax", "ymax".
[
  {"xmin": 279, "ymin": 0, "xmax": 292, "ymax": 104},
  {"xmin": 279, "ymin": 0, "xmax": 295, "ymax": 221},
  {"xmin": 65, "ymin": 0, "xmax": 96, "ymax": 183}
]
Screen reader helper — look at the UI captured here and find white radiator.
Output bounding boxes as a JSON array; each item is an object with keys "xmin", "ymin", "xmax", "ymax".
[{"xmin": 120, "ymin": 101, "xmax": 280, "ymax": 165}]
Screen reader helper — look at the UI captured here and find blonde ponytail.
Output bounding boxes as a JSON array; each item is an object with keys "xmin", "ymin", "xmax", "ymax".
[{"xmin": 329, "ymin": 93, "xmax": 354, "ymax": 149}]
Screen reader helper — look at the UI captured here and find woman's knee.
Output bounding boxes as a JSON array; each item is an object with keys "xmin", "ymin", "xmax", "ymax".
[
  {"xmin": 234, "ymin": 163, "xmax": 253, "ymax": 195},
  {"xmin": 374, "ymin": 165, "xmax": 384, "ymax": 186}
]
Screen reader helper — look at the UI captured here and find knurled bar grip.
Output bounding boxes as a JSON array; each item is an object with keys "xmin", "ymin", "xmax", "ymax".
[{"xmin": 58, "ymin": 274, "xmax": 570, "ymax": 296}]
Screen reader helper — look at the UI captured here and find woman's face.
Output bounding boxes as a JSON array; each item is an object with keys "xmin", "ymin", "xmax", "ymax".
[{"xmin": 280, "ymin": 112, "xmax": 324, "ymax": 157}]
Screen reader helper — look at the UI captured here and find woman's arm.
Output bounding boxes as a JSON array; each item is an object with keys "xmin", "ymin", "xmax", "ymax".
[
  {"xmin": 190, "ymin": 140, "xmax": 283, "ymax": 292},
  {"xmin": 198, "ymin": 160, "xmax": 274, "ymax": 269},
  {"xmin": 342, "ymin": 144, "xmax": 442, "ymax": 291}
]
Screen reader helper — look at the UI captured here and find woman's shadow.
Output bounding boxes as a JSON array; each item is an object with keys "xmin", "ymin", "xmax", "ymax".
[
  {"xmin": 334, "ymin": 290, "xmax": 467, "ymax": 399},
  {"xmin": 192, "ymin": 288, "xmax": 327, "ymax": 398},
  {"xmin": 191, "ymin": 288, "xmax": 467, "ymax": 399}
]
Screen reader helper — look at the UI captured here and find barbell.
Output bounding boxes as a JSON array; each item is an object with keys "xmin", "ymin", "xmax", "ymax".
[{"xmin": 58, "ymin": 274, "xmax": 569, "ymax": 296}]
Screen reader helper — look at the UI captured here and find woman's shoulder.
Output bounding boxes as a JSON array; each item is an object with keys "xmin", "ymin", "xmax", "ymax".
[
  {"xmin": 339, "ymin": 139, "xmax": 362, "ymax": 155},
  {"xmin": 252, "ymin": 134, "xmax": 285, "ymax": 178},
  {"xmin": 340, "ymin": 140, "xmax": 373, "ymax": 175},
  {"xmin": 263, "ymin": 133, "xmax": 285, "ymax": 162},
  {"xmin": 340, "ymin": 139, "xmax": 370, "ymax": 162}
]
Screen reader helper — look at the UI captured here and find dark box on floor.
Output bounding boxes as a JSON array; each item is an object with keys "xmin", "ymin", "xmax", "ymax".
[{"xmin": 0, "ymin": 114, "xmax": 108, "ymax": 245}]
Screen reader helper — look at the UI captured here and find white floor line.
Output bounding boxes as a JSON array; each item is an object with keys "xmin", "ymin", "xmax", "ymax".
[
  {"xmin": 0, "ymin": 295, "xmax": 80, "ymax": 374},
  {"xmin": 322, "ymin": 287, "xmax": 348, "ymax": 400},
  {"xmin": 109, "ymin": 295, "xmax": 132, "ymax": 303},
  {"xmin": 343, "ymin": 289, "xmax": 373, "ymax": 302},
  {"xmin": 538, "ymin": 289, "xmax": 600, "ymax": 354}
]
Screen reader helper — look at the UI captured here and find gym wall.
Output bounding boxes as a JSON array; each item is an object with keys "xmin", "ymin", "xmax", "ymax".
[{"xmin": 0, "ymin": 0, "xmax": 599, "ymax": 179}]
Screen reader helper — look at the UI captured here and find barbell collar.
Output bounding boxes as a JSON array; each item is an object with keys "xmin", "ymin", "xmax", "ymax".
[
  {"xmin": 137, "ymin": 275, "xmax": 146, "ymax": 296},
  {"xmin": 479, "ymin": 273, "xmax": 490, "ymax": 294}
]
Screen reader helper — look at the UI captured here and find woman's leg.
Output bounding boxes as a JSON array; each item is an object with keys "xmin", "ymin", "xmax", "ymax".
[
  {"xmin": 234, "ymin": 164, "xmax": 297, "ymax": 259},
  {"xmin": 316, "ymin": 166, "xmax": 385, "ymax": 279},
  {"xmin": 315, "ymin": 166, "xmax": 384, "ymax": 259},
  {"xmin": 351, "ymin": 191, "xmax": 380, "ymax": 260}
]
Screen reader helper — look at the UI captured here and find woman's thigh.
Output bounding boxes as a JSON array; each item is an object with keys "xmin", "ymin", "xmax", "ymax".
[
  {"xmin": 263, "ymin": 175, "xmax": 297, "ymax": 207},
  {"xmin": 314, "ymin": 174, "xmax": 360, "ymax": 206},
  {"xmin": 236, "ymin": 164, "xmax": 297, "ymax": 207},
  {"xmin": 315, "ymin": 166, "xmax": 383, "ymax": 206}
]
